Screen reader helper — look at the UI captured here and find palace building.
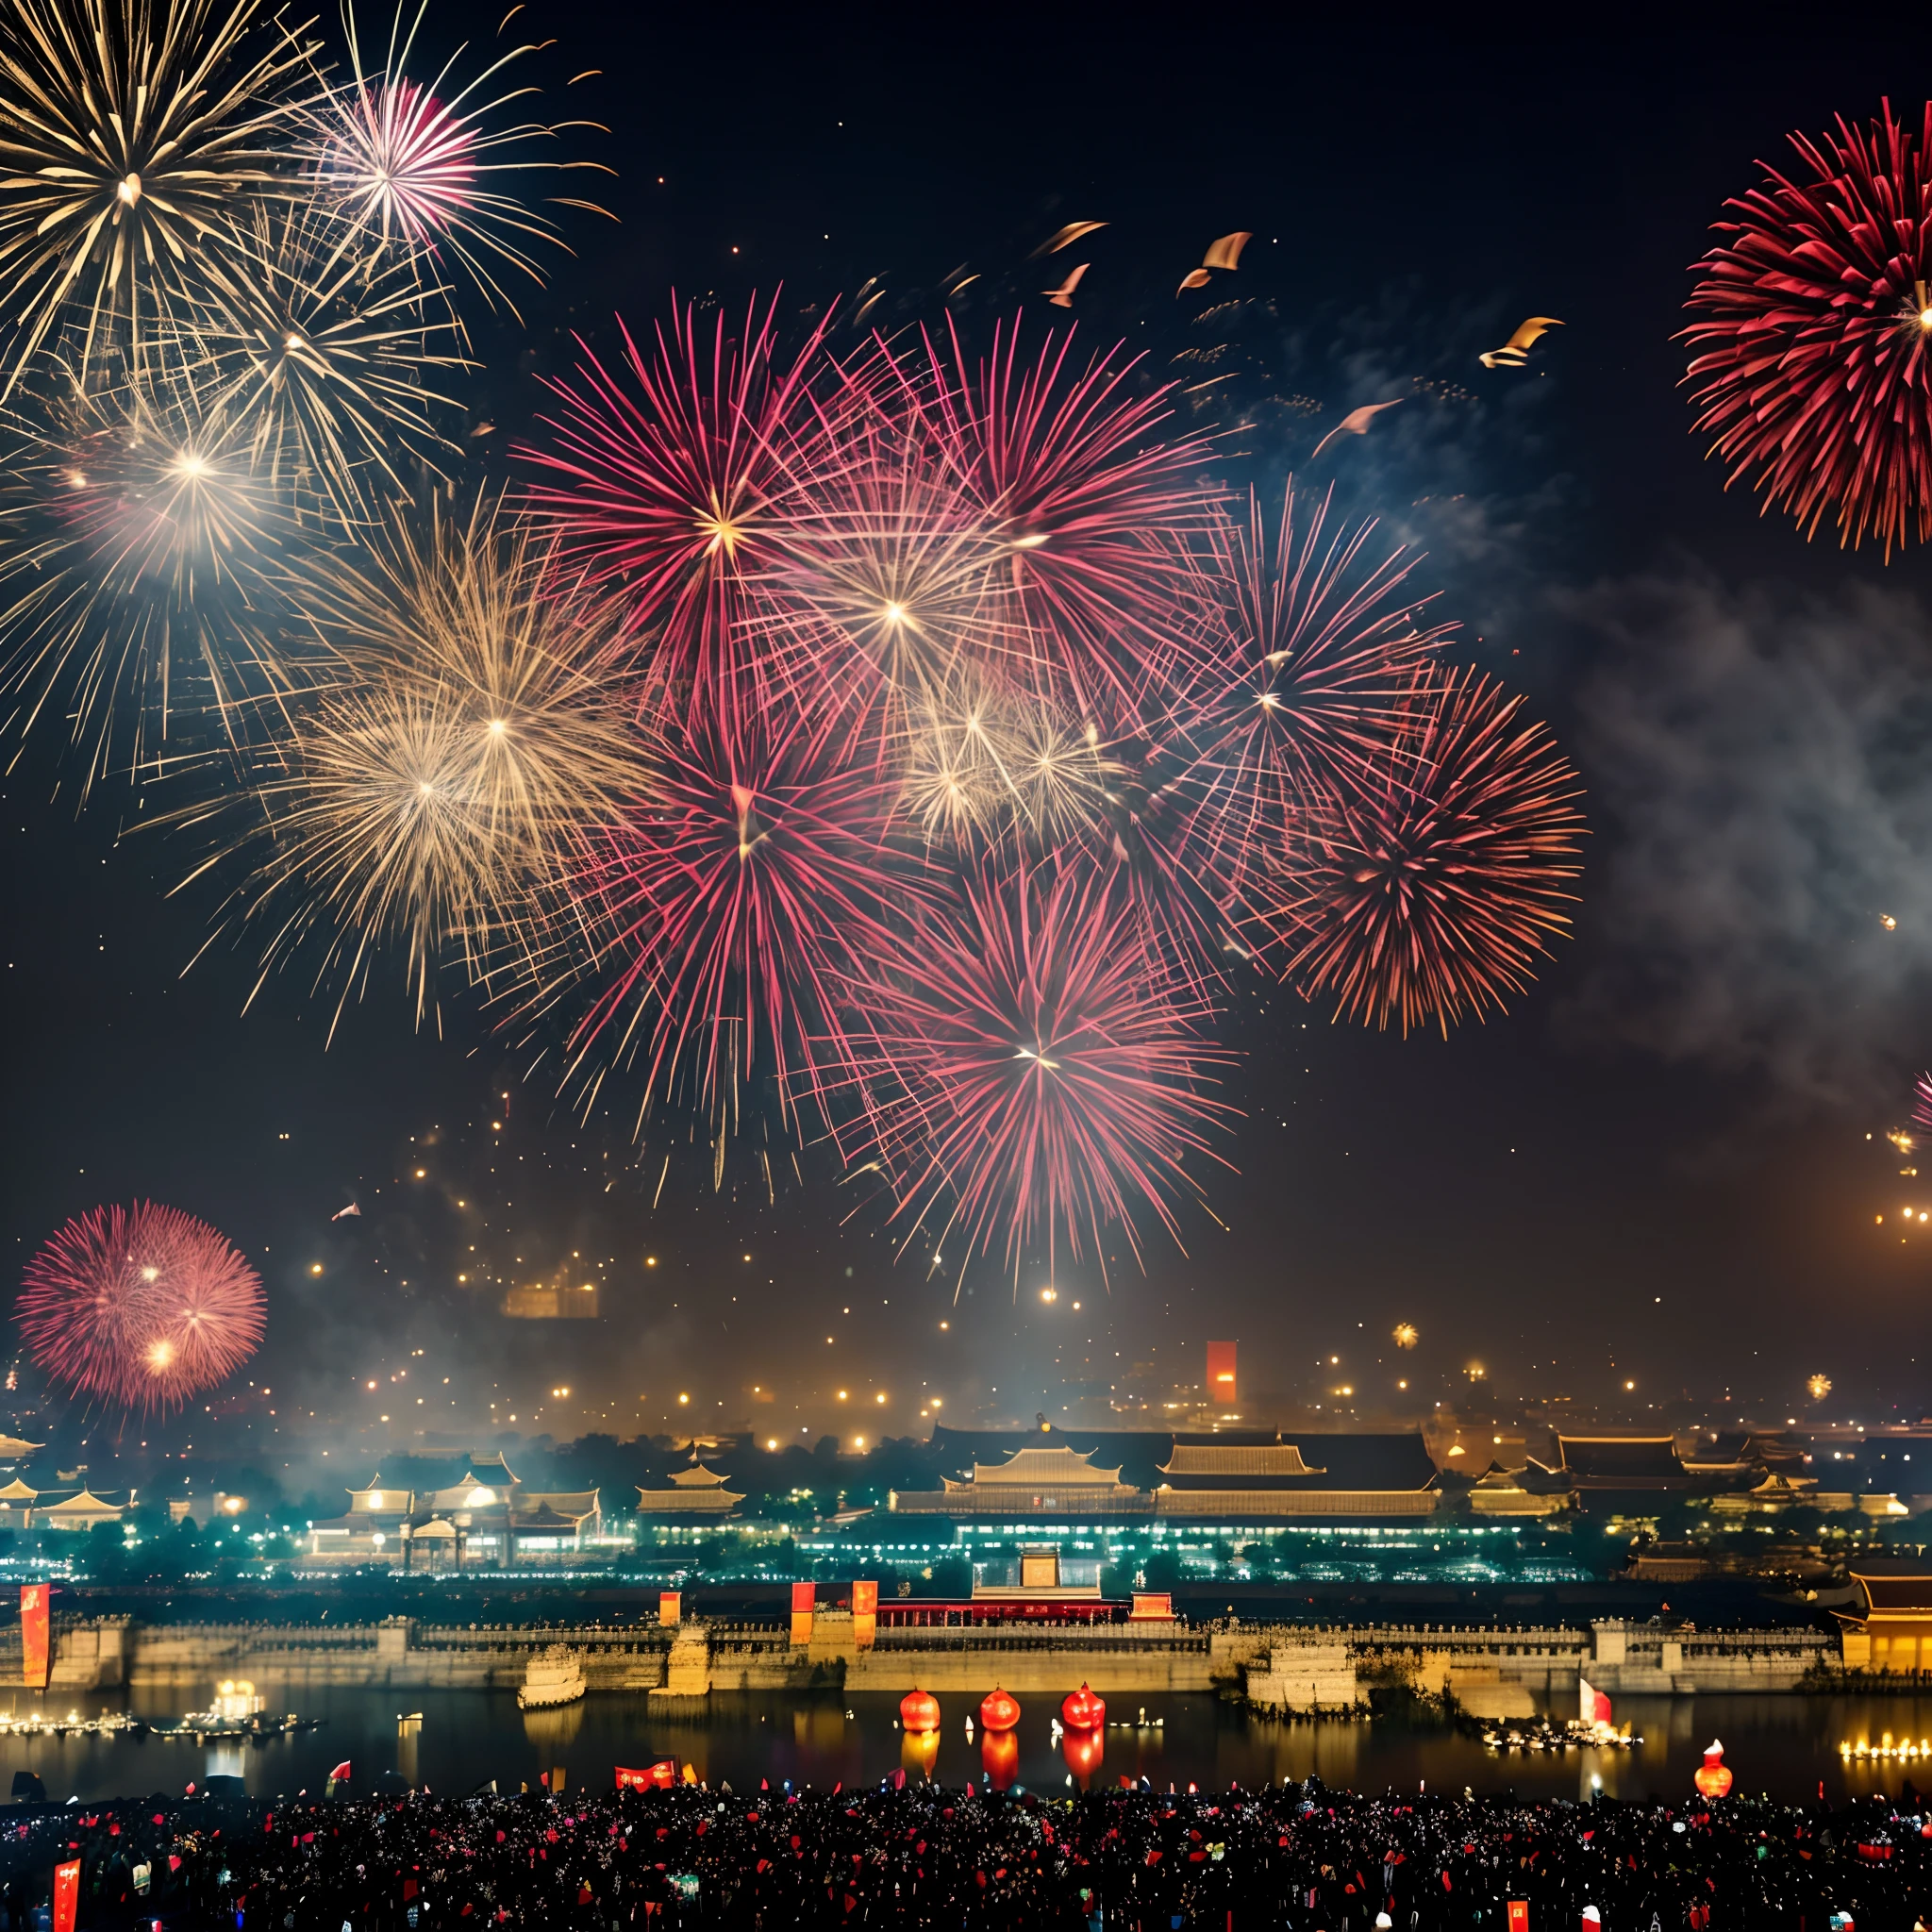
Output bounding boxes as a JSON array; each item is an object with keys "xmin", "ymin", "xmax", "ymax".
[
  {"xmin": 305, "ymin": 1454, "xmax": 599, "ymax": 1567},
  {"xmin": 1153, "ymin": 1433, "xmax": 1440, "ymax": 1521},
  {"xmin": 1836, "ymin": 1562, "xmax": 1932, "ymax": 1674},
  {"xmin": 890, "ymin": 1441, "xmax": 1150, "ymax": 1519},
  {"xmin": 890, "ymin": 1426, "xmax": 1441, "ymax": 1524},
  {"xmin": 634, "ymin": 1459, "xmax": 746, "ymax": 1520}
]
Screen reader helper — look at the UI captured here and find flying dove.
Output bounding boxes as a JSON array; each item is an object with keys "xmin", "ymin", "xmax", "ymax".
[
  {"xmin": 1043, "ymin": 262, "xmax": 1090, "ymax": 308},
  {"xmin": 1479, "ymin": 316, "xmax": 1563, "ymax": 369},
  {"xmin": 1176, "ymin": 268, "xmax": 1212, "ymax": 294},
  {"xmin": 1202, "ymin": 232, "xmax": 1251, "ymax": 271},
  {"xmin": 1310, "ymin": 399, "xmax": 1404, "ymax": 459}
]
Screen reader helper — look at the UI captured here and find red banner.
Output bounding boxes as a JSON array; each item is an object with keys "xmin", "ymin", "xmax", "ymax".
[
  {"xmin": 790, "ymin": 1581, "xmax": 814, "ymax": 1646},
  {"xmin": 1507, "ymin": 1903, "xmax": 1529, "ymax": 1932},
  {"xmin": 20, "ymin": 1585, "xmax": 48, "ymax": 1690},
  {"xmin": 658, "ymin": 1591, "xmax": 681, "ymax": 1627},
  {"xmin": 52, "ymin": 1858, "xmax": 78, "ymax": 1932},
  {"xmin": 852, "ymin": 1579, "xmax": 877, "ymax": 1650},
  {"xmin": 616, "ymin": 1761, "xmax": 677, "ymax": 1791}
]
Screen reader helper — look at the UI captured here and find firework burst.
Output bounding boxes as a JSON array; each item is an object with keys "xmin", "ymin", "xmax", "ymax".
[
  {"xmin": 17, "ymin": 1200, "xmax": 264, "ymax": 1411},
  {"xmin": 835, "ymin": 861, "xmax": 1235, "ymax": 1287},
  {"xmin": 566, "ymin": 696, "xmax": 907, "ymax": 1139},
  {"xmin": 522, "ymin": 296, "xmax": 841, "ymax": 722},
  {"xmin": 1684, "ymin": 99, "xmax": 1932, "ymax": 558},
  {"xmin": 1274, "ymin": 669, "xmax": 1585, "ymax": 1035},
  {"xmin": 0, "ymin": 0, "xmax": 315, "ymax": 391},
  {"xmin": 0, "ymin": 364, "xmax": 298, "ymax": 789},
  {"xmin": 218, "ymin": 491, "xmax": 641, "ymax": 1031},
  {"xmin": 308, "ymin": 1, "xmax": 612, "ymax": 313},
  {"xmin": 908, "ymin": 314, "xmax": 1218, "ymax": 711}
]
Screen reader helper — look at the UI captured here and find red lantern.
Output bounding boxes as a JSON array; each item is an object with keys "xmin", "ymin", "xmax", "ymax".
[
  {"xmin": 1693, "ymin": 1739, "xmax": 1733, "ymax": 1800},
  {"xmin": 1061, "ymin": 1682, "xmax": 1107, "ymax": 1730},
  {"xmin": 979, "ymin": 1687, "xmax": 1022, "ymax": 1732},
  {"xmin": 899, "ymin": 1688, "xmax": 941, "ymax": 1733}
]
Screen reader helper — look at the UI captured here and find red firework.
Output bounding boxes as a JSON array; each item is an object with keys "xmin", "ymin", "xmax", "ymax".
[
  {"xmin": 837, "ymin": 861, "xmax": 1235, "ymax": 1285},
  {"xmin": 520, "ymin": 295, "xmax": 841, "ymax": 721},
  {"xmin": 17, "ymin": 1202, "xmax": 264, "ymax": 1412},
  {"xmin": 1095, "ymin": 486, "xmax": 1456, "ymax": 974},
  {"xmin": 1684, "ymin": 100, "xmax": 1932, "ymax": 558},
  {"xmin": 1274, "ymin": 671, "xmax": 1585, "ymax": 1036},
  {"xmin": 906, "ymin": 315, "xmax": 1217, "ymax": 710},
  {"xmin": 567, "ymin": 696, "xmax": 907, "ymax": 1129}
]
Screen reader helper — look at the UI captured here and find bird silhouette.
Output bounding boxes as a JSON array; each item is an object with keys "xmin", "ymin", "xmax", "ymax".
[
  {"xmin": 1043, "ymin": 262, "xmax": 1090, "ymax": 308},
  {"xmin": 1479, "ymin": 316, "xmax": 1563, "ymax": 369},
  {"xmin": 1310, "ymin": 398, "xmax": 1404, "ymax": 459}
]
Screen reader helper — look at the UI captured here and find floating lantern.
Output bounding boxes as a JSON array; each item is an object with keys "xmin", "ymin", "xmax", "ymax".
[
  {"xmin": 899, "ymin": 1688, "xmax": 941, "ymax": 1733},
  {"xmin": 1693, "ymin": 1739, "xmax": 1733, "ymax": 1799},
  {"xmin": 1061, "ymin": 1683, "xmax": 1107, "ymax": 1730},
  {"xmin": 979, "ymin": 1687, "xmax": 1022, "ymax": 1732}
]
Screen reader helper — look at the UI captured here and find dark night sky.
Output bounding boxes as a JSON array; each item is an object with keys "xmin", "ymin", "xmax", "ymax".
[{"xmin": 7, "ymin": 0, "xmax": 1932, "ymax": 1473}]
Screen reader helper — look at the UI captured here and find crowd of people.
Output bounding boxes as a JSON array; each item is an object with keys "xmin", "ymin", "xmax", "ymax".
[{"xmin": 0, "ymin": 1775, "xmax": 1926, "ymax": 1928}]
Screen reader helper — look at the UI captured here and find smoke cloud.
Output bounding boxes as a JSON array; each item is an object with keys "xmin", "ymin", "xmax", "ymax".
[{"xmin": 1568, "ymin": 566, "xmax": 1932, "ymax": 1109}]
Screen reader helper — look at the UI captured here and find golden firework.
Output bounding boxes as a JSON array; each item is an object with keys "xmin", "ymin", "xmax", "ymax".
[
  {"xmin": 1807, "ymin": 1374, "xmax": 1832, "ymax": 1403},
  {"xmin": 219, "ymin": 491, "xmax": 643, "ymax": 1031},
  {"xmin": 0, "ymin": 0, "xmax": 316, "ymax": 391},
  {"xmin": 0, "ymin": 363, "xmax": 297, "ymax": 790},
  {"xmin": 1392, "ymin": 1322, "xmax": 1418, "ymax": 1348}
]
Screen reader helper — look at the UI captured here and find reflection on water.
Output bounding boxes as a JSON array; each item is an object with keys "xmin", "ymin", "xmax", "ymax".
[
  {"xmin": 521, "ymin": 1701, "xmax": 584, "ymax": 1754},
  {"xmin": 0, "ymin": 1682, "xmax": 1927, "ymax": 1807}
]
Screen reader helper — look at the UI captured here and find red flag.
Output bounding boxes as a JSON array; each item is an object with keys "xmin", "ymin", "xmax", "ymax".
[
  {"xmin": 21, "ymin": 1586, "xmax": 49, "ymax": 1690},
  {"xmin": 52, "ymin": 1860, "xmax": 79, "ymax": 1932},
  {"xmin": 1507, "ymin": 1905, "xmax": 1529, "ymax": 1932},
  {"xmin": 328, "ymin": 1761, "xmax": 352, "ymax": 1783}
]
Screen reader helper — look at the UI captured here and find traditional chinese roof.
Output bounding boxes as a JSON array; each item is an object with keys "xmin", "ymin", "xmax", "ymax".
[
  {"xmin": 1846, "ymin": 1566, "xmax": 1932, "ymax": 1618},
  {"xmin": 1158, "ymin": 1433, "xmax": 1437, "ymax": 1493},
  {"xmin": 1556, "ymin": 1436, "xmax": 1690, "ymax": 1487},
  {"xmin": 949, "ymin": 1445, "xmax": 1132, "ymax": 1488},
  {"xmin": 664, "ymin": 1463, "xmax": 733, "ymax": 1488},
  {"xmin": 0, "ymin": 1438, "xmax": 42, "ymax": 1460},
  {"xmin": 38, "ymin": 1488, "xmax": 123, "ymax": 1518},
  {"xmin": 1160, "ymin": 1443, "xmax": 1323, "ymax": 1478},
  {"xmin": 0, "ymin": 1479, "xmax": 39, "ymax": 1502}
]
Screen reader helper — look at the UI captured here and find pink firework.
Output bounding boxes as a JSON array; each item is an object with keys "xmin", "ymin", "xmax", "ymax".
[
  {"xmin": 1912, "ymin": 1072, "xmax": 1932, "ymax": 1136},
  {"xmin": 864, "ymin": 314, "xmax": 1217, "ymax": 712},
  {"xmin": 1272, "ymin": 670, "xmax": 1585, "ymax": 1036},
  {"xmin": 1684, "ymin": 99, "xmax": 1932, "ymax": 558},
  {"xmin": 836, "ymin": 861, "xmax": 1235, "ymax": 1287},
  {"xmin": 522, "ymin": 296, "xmax": 841, "ymax": 724},
  {"xmin": 567, "ymin": 695, "xmax": 908, "ymax": 1130},
  {"xmin": 17, "ymin": 1203, "xmax": 264, "ymax": 1412},
  {"xmin": 314, "ymin": 9, "xmax": 609, "ymax": 308},
  {"xmin": 1091, "ymin": 487, "xmax": 1457, "ymax": 982}
]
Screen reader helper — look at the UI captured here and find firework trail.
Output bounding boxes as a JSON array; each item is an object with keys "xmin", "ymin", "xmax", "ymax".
[
  {"xmin": 832, "ymin": 860, "xmax": 1236, "ymax": 1290},
  {"xmin": 211, "ymin": 491, "xmax": 641, "ymax": 1034},
  {"xmin": 1684, "ymin": 99, "xmax": 1932, "ymax": 558},
  {"xmin": 565, "ymin": 692, "xmax": 910, "ymax": 1140},
  {"xmin": 17, "ymin": 1201, "xmax": 264, "ymax": 1411},
  {"xmin": 1271, "ymin": 667, "xmax": 1585, "ymax": 1036}
]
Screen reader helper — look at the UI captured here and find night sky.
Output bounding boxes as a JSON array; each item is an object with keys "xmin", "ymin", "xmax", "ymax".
[{"xmin": 6, "ymin": 2, "xmax": 1932, "ymax": 1475}]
